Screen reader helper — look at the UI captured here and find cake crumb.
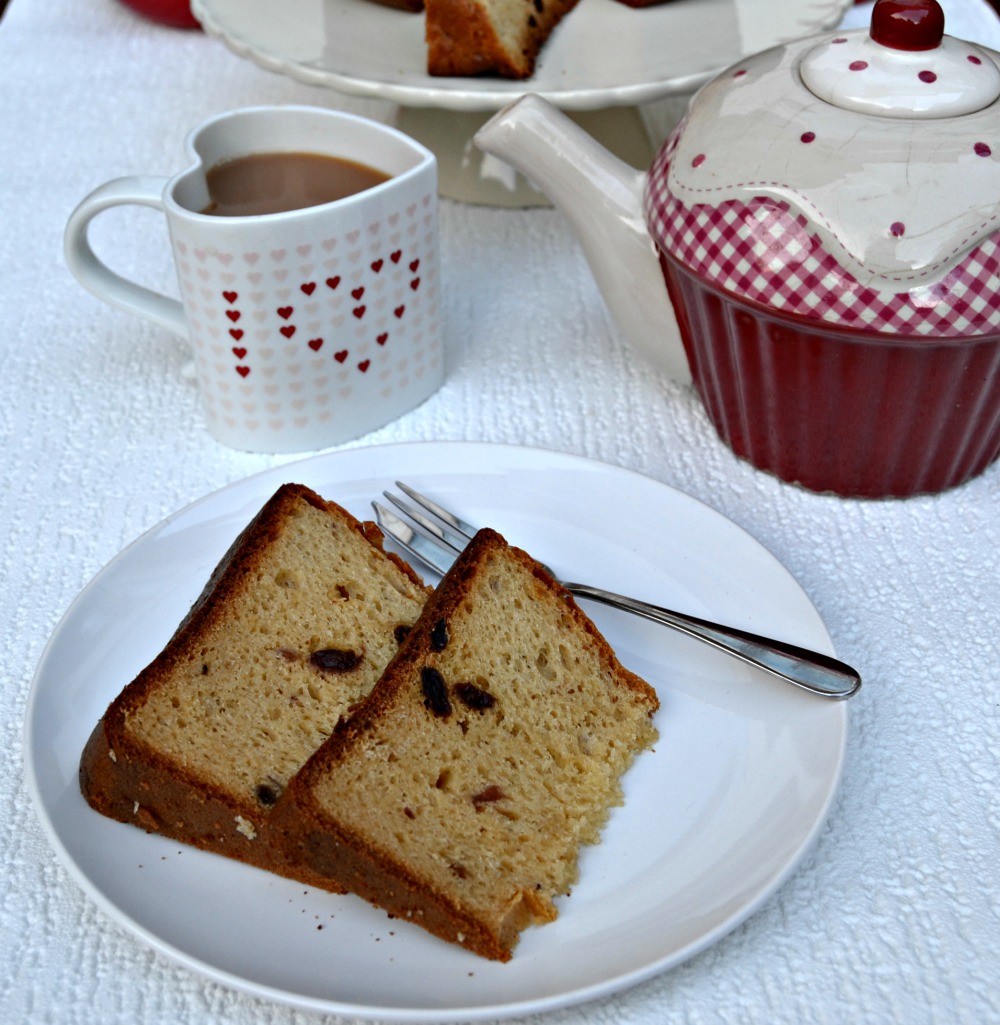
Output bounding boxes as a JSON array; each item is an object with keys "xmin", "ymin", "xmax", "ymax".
[{"xmin": 234, "ymin": 816, "xmax": 257, "ymax": 840}]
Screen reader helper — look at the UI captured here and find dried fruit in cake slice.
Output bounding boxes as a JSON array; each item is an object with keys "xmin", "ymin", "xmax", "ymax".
[
  {"xmin": 369, "ymin": 0, "xmax": 424, "ymax": 10},
  {"xmin": 611, "ymin": 0, "xmax": 683, "ymax": 7},
  {"xmin": 425, "ymin": 0, "xmax": 580, "ymax": 79},
  {"xmin": 79, "ymin": 483, "xmax": 429, "ymax": 881},
  {"xmin": 272, "ymin": 527, "xmax": 659, "ymax": 960}
]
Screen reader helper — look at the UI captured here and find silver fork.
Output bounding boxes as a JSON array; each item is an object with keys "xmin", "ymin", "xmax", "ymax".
[{"xmin": 372, "ymin": 482, "xmax": 861, "ymax": 700}]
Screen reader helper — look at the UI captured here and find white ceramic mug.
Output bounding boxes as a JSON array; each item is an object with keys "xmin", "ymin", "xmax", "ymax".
[{"xmin": 65, "ymin": 105, "xmax": 443, "ymax": 453}]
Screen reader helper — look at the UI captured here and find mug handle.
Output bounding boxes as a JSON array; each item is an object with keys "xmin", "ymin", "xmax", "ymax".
[{"xmin": 64, "ymin": 176, "xmax": 188, "ymax": 338}]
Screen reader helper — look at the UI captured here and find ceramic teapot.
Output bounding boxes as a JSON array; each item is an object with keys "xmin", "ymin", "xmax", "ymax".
[{"xmin": 475, "ymin": 0, "xmax": 1000, "ymax": 498}]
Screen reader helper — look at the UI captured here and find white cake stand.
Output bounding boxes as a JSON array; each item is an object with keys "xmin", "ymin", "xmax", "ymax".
[{"xmin": 192, "ymin": 0, "xmax": 853, "ymax": 206}]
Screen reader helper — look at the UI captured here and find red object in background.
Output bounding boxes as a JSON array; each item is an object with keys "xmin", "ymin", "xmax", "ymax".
[{"xmin": 116, "ymin": 0, "xmax": 200, "ymax": 28}]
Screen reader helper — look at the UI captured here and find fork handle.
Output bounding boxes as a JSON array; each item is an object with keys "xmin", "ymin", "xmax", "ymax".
[{"xmin": 563, "ymin": 582, "xmax": 861, "ymax": 699}]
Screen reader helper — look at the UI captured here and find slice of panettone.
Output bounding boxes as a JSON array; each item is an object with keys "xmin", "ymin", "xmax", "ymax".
[
  {"xmin": 79, "ymin": 483, "xmax": 430, "ymax": 880},
  {"xmin": 425, "ymin": 0, "xmax": 580, "ymax": 79},
  {"xmin": 271, "ymin": 527, "xmax": 659, "ymax": 960}
]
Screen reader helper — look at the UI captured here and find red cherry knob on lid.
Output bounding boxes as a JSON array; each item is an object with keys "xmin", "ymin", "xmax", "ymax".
[{"xmin": 870, "ymin": 0, "xmax": 945, "ymax": 52}]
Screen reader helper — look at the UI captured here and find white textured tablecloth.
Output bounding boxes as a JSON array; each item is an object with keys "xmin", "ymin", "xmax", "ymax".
[{"xmin": 3, "ymin": 0, "xmax": 999, "ymax": 1022}]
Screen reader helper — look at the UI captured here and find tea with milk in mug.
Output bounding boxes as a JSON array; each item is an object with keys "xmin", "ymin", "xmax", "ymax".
[{"xmin": 201, "ymin": 151, "xmax": 391, "ymax": 217}]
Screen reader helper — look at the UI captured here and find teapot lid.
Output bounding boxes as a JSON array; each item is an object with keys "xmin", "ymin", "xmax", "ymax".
[
  {"xmin": 801, "ymin": 0, "xmax": 1000, "ymax": 117},
  {"xmin": 647, "ymin": 0, "xmax": 1000, "ymax": 294}
]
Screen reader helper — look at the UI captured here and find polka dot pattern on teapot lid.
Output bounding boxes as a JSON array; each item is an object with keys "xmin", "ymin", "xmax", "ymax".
[{"xmin": 800, "ymin": 0, "xmax": 1000, "ymax": 117}]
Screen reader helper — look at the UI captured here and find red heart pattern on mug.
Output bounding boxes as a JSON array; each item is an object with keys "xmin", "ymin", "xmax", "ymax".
[{"xmin": 179, "ymin": 194, "xmax": 440, "ymax": 440}]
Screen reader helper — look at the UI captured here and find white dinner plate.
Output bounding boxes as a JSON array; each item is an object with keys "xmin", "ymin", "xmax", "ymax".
[
  {"xmin": 191, "ymin": 0, "xmax": 853, "ymax": 112},
  {"xmin": 26, "ymin": 442, "xmax": 848, "ymax": 1022}
]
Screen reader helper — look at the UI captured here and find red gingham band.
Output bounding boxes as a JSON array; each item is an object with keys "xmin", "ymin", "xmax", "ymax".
[{"xmin": 644, "ymin": 131, "xmax": 1000, "ymax": 338}]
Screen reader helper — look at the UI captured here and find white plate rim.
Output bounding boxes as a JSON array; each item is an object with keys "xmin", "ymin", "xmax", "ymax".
[
  {"xmin": 190, "ymin": 0, "xmax": 854, "ymax": 113},
  {"xmin": 24, "ymin": 441, "xmax": 849, "ymax": 1022}
]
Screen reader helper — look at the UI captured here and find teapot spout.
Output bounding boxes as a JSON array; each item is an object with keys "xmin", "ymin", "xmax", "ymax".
[{"xmin": 475, "ymin": 94, "xmax": 690, "ymax": 383}]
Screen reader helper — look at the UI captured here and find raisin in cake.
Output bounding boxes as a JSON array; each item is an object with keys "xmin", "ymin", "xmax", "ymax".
[
  {"xmin": 271, "ymin": 527, "xmax": 659, "ymax": 960},
  {"xmin": 79, "ymin": 483, "xmax": 429, "ymax": 879},
  {"xmin": 425, "ymin": 0, "xmax": 579, "ymax": 79}
]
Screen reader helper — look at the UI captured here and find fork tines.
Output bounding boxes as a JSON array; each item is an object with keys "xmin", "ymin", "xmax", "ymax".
[
  {"xmin": 372, "ymin": 483, "xmax": 477, "ymax": 578},
  {"xmin": 392, "ymin": 482, "xmax": 476, "ymax": 540}
]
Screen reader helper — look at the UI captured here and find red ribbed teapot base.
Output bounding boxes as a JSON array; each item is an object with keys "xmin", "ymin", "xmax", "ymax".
[{"xmin": 660, "ymin": 253, "xmax": 1000, "ymax": 498}]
